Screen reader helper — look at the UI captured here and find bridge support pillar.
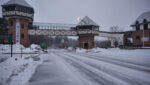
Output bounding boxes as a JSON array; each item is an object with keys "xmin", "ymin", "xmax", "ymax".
[
  {"xmin": 110, "ymin": 38, "xmax": 115, "ymax": 47},
  {"xmin": 79, "ymin": 35, "xmax": 94, "ymax": 49},
  {"xmin": 2, "ymin": 0, "xmax": 34, "ymax": 47},
  {"xmin": 7, "ymin": 18, "xmax": 30, "ymax": 47}
]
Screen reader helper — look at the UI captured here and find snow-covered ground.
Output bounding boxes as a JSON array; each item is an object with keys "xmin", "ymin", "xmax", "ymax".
[
  {"xmin": 0, "ymin": 44, "xmax": 43, "ymax": 54},
  {"xmin": 0, "ymin": 44, "xmax": 43, "ymax": 85},
  {"xmin": 0, "ymin": 47, "xmax": 150, "ymax": 85},
  {"xmin": 28, "ymin": 48, "xmax": 150, "ymax": 85},
  {"xmin": 76, "ymin": 48, "xmax": 150, "ymax": 66},
  {"xmin": 0, "ymin": 55, "xmax": 41, "ymax": 85}
]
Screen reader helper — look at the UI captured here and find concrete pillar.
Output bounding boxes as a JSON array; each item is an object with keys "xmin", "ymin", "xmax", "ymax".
[
  {"xmin": 111, "ymin": 38, "xmax": 115, "ymax": 47},
  {"xmin": 79, "ymin": 35, "xmax": 94, "ymax": 49}
]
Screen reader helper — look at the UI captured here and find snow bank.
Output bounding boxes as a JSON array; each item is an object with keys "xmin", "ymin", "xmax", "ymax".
[
  {"xmin": 76, "ymin": 48, "xmax": 87, "ymax": 53},
  {"xmin": 30, "ymin": 44, "xmax": 42, "ymax": 52},
  {"xmin": 0, "ymin": 55, "xmax": 42, "ymax": 85},
  {"xmin": 76, "ymin": 48, "xmax": 102, "ymax": 53},
  {"xmin": 1, "ymin": 44, "xmax": 43, "ymax": 54},
  {"xmin": 76, "ymin": 48, "xmax": 150, "ymax": 66},
  {"xmin": 76, "ymin": 47, "xmax": 150, "ymax": 56}
]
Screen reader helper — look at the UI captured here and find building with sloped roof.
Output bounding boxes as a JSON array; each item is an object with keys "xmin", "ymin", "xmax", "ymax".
[
  {"xmin": 2, "ymin": 0, "xmax": 33, "ymax": 8},
  {"xmin": 0, "ymin": 0, "xmax": 132, "ymax": 48},
  {"xmin": 2, "ymin": 0, "xmax": 34, "ymax": 47},
  {"xmin": 124, "ymin": 11, "xmax": 150, "ymax": 47},
  {"xmin": 77, "ymin": 16, "xmax": 99, "ymax": 27},
  {"xmin": 76, "ymin": 16, "xmax": 99, "ymax": 49},
  {"xmin": 131, "ymin": 11, "xmax": 150, "ymax": 26},
  {"xmin": 76, "ymin": 16, "xmax": 99, "ymax": 31}
]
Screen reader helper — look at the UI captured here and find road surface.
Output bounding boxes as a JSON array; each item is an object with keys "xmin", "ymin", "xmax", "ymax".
[{"xmin": 28, "ymin": 49, "xmax": 150, "ymax": 85}]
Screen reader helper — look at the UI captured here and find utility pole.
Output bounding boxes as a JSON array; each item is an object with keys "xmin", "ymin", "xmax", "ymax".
[
  {"xmin": 142, "ymin": 29, "xmax": 144, "ymax": 47},
  {"xmin": 11, "ymin": 34, "xmax": 13, "ymax": 57},
  {"xmin": 21, "ymin": 47, "xmax": 23, "ymax": 58}
]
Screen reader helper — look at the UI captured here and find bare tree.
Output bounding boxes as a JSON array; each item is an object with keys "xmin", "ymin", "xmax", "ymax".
[
  {"xmin": 109, "ymin": 26, "xmax": 124, "ymax": 32},
  {"xmin": 109, "ymin": 26, "xmax": 124, "ymax": 47},
  {"xmin": 29, "ymin": 36, "xmax": 78, "ymax": 48},
  {"xmin": 95, "ymin": 40, "xmax": 111, "ymax": 48}
]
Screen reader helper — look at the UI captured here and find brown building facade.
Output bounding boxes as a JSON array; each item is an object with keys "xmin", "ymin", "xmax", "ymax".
[
  {"xmin": 8, "ymin": 18, "xmax": 31, "ymax": 47},
  {"xmin": 124, "ymin": 11, "xmax": 150, "ymax": 47},
  {"xmin": 76, "ymin": 16, "xmax": 99, "ymax": 49},
  {"xmin": 79, "ymin": 35, "xmax": 95, "ymax": 49},
  {"xmin": 2, "ymin": 0, "xmax": 34, "ymax": 47},
  {"xmin": 132, "ymin": 30, "xmax": 150, "ymax": 46}
]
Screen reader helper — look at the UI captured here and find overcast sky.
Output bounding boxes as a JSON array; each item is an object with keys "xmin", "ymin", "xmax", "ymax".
[{"xmin": 0, "ymin": 0, "xmax": 150, "ymax": 31}]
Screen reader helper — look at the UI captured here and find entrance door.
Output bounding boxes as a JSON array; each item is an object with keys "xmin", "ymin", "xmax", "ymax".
[{"xmin": 83, "ymin": 42, "xmax": 89, "ymax": 49}]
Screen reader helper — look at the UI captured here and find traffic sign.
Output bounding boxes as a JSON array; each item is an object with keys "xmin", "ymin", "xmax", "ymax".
[
  {"xmin": 0, "ymin": 34, "xmax": 12, "ymax": 44},
  {"xmin": 40, "ymin": 43, "xmax": 47, "ymax": 49}
]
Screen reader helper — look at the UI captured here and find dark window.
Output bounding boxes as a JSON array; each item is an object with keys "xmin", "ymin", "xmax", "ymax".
[
  {"xmin": 136, "ymin": 36, "xmax": 140, "ymax": 40},
  {"xmin": 84, "ymin": 43, "xmax": 89, "ymax": 49},
  {"xmin": 15, "ymin": 6, "xmax": 19, "ymax": 11},
  {"xmin": 10, "ymin": 21, "xmax": 13, "ymax": 26},
  {"xmin": 136, "ymin": 21, "xmax": 140, "ymax": 31},
  {"xmin": 2, "ymin": 8, "xmax": 6, "ymax": 12},
  {"xmin": 21, "ymin": 34, "xmax": 24, "ymax": 39},
  {"xmin": 21, "ymin": 24, "xmax": 24, "ymax": 29},
  {"xmin": 143, "ymin": 19, "xmax": 148, "ymax": 30}
]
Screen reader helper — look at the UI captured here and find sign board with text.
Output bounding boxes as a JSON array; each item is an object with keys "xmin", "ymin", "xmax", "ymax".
[{"xmin": 0, "ymin": 34, "xmax": 12, "ymax": 44}]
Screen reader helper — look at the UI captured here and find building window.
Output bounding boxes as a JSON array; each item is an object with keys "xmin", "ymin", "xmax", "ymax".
[
  {"xmin": 21, "ymin": 34, "xmax": 24, "ymax": 39},
  {"xmin": 2, "ymin": 8, "xmax": 6, "ymax": 12},
  {"xmin": 143, "ymin": 19, "xmax": 148, "ymax": 30},
  {"xmin": 127, "ymin": 38, "xmax": 133, "ymax": 43},
  {"xmin": 10, "ymin": 21, "xmax": 13, "ymax": 26},
  {"xmin": 21, "ymin": 24, "xmax": 24, "ymax": 29},
  {"xmin": 136, "ymin": 36, "xmax": 140, "ymax": 40},
  {"xmin": 136, "ymin": 21, "xmax": 140, "ymax": 31},
  {"xmin": 141, "ymin": 37, "xmax": 149, "ymax": 42}
]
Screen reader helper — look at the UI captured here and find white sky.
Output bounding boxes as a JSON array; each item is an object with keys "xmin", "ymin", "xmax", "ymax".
[{"xmin": 0, "ymin": 0, "xmax": 150, "ymax": 31}]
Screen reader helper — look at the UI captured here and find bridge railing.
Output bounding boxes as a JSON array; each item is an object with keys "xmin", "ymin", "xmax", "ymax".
[{"xmin": 28, "ymin": 29, "xmax": 99, "ymax": 36}]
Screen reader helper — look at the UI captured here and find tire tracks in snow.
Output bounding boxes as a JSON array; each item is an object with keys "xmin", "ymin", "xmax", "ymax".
[
  {"xmin": 72, "ymin": 52, "xmax": 150, "ymax": 73},
  {"xmin": 64, "ymin": 53, "xmax": 150, "ymax": 85},
  {"xmin": 55, "ymin": 52, "xmax": 131, "ymax": 85}
]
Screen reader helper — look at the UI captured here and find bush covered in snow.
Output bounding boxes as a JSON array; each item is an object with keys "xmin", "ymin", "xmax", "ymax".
[{"xmin": 1, "ymin": 44, "xmax": 43, "ymax": 54}]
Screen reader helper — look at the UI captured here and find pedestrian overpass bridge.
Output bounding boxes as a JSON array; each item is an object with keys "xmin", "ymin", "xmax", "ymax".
[
  {"xmin": 1, "ymin": 0, "xmax": 124, "ymax": 49},
  {"xmin": 28, "ymin": 29, "xmax": 123, "ymax": 39},
  {"xmin": 28, "ymin": 22, "xmax": 124, "ymax": 48}
]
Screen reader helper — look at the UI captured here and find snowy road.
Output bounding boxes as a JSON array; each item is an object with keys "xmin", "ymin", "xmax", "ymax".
[{"xmin": 29, "ymin": 49, "xmax": 150, "ymax": 85}]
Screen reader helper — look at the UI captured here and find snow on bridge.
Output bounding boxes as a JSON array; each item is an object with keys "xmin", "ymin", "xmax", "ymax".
[
  {"xmin": 28, "ymin": 22, "xmax": 124, "ymax": 47},
  {"xmin": 28, "ymin": 29, "xmax": 124, "ymax": 39},
  {"xmin": 30, "ymin": 22, "xmax": 124, "ymax": 38}
]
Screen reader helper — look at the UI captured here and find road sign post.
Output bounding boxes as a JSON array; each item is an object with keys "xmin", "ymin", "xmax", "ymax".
[{"xmin": 11, "ymin": 41, "xmax": 13, "ymax": 57}]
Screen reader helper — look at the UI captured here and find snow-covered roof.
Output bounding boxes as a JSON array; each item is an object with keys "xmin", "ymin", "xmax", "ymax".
[
  {"xmin": 132, "ymin": 11, "xmax": 150, "ymax": 26},
  {"xmin": 3, "ymin": 0, "xmax": 32, "ymax": 8},
  {"xmin": 78, "ymin": 16, "xmax": 99, "ymax": 26},
  {"xmin": 33, "ymin": 22, "xmax": 76, "ymax": 30},
  {"xmin": 33, "ymin": 22, "xmax": 76, "ymax": 27}
]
